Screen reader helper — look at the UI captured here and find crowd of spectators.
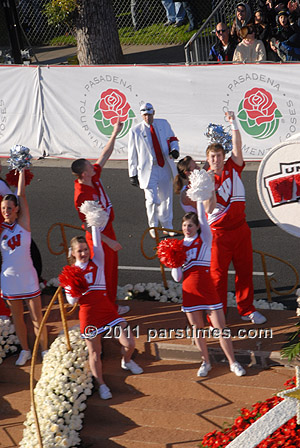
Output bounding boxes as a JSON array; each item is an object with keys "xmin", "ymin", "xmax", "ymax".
[{"xmin": 209, "ymin": 0, "xmax": 300, "ymax": 62}]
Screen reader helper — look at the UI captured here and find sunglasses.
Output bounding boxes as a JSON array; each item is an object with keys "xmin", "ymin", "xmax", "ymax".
[{"xmin": 216, "ymin": 28, "xmax": 227, "ymax": 34}]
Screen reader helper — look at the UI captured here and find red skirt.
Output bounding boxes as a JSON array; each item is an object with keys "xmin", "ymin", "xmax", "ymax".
[
  {"xmin": 182, "ymin": 266, "xmax": 223, "ymax": 313},
  {"xmin": 79, "ymin": 290, "xmax": 125, "ymax": 338}
]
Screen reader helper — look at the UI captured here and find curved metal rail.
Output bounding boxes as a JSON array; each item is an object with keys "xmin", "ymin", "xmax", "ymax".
[{"xmin": 30, "ymin": 286, "xmax": 77, "ymax": 448}]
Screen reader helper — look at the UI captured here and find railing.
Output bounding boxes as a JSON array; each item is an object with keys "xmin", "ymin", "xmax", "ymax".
[
  {"xmin": 141, "ymin": 226, "xmax": 299, "ymax": 302},
  {"xmin": 30, "ymin": 287, "xmax": 77, "ymax": 448}
]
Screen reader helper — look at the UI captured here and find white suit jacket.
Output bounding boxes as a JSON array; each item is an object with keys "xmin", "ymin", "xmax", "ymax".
[{"xmin": 128, "ymin": 118, "xmax": 179, "ymax": 189}]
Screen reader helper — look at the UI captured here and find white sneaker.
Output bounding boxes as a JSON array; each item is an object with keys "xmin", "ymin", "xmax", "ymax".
[
  {"xmin": 230, "ymin": 361, "xmax": 246, "ymax": 377},
  {"xmin": 41, "ymin": 350, "xmax": 49, "ymax": 359},
  {"xmin": 149, "ymin": 229, "xmax": 156, "ymax": 239},
  {"xmin": 241, "ymin": 311, "xmax": 267, "ymax": 324},
  {"xmin": 99, "ymin": 384, "xmax": 112, "ymax": 400},
  {"xmin": 121, "ymin": 358, "xmax": 143, "ymax": 374},
  {"xmin": 197, "ymin": 361, "xmax": 212, "ymax": 377},
  {"xmin": 15, "ymin": 350, "xmax": 32, "ymax": 366},
  {"xmin": 118, "ymin": 305, "xmax": 130, "ymax": 315},
  {"xmin": 168, "ymin": 231, "xmax": 176, "ymax": 237}
]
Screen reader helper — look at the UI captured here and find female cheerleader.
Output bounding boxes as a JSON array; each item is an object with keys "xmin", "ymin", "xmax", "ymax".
[
  {"xmin": 64, "ymin": 224, "xmax": 143, "ymax": 400},
  {"xmin": 0, "ymin": 161, "xmax": 14, "ymax": 319},
  {"xmin": 0, "ymin": 169, "xmax": 48, "ymax": 365},
  {"xmin": 174, "ymin": 156, "xmax": 215, "ymax": 214},
  {"xmin": 171, "ymin": 202, "xmax": 246, "ymax": 377}
]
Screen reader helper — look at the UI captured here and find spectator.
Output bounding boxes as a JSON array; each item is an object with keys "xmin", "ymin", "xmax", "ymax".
[
  {"xmin": 233, "ymin": 24, "xmax": 267, "ymax": 61},
  {"xmin": 209, "ymin": 22, "xmax": 237, "ymax": 61},
  {"xmin": 272, "ymin": 9, "xmax": 298, "ymax": 41},
  {"xmin": 270, "ymin": 29, "xmax": 300, "ymax": 59},
  {"xmin": 131, "ymin": 0, "xmax": 150, "ymax": 31},
  {"xmin": 161, "ymin": 0, "xmax": 186, "ymax": 27},
  {"xmin": 182, "ymin": 1, "xmax": 200, "ymax": 32},
  {"xmin": 231, "ymin": 2, "xmax": 253, "ymax": 41},
  {"xmin": 288, "ymin": 0, "xmax": 300, "ymax": 26},
  {"xmin": 254, "ymin": 9, "xmax": 272, "ymax": 46}
]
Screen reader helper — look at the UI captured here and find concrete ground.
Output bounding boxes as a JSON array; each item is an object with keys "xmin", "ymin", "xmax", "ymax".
[{"xmin": 32, "ymin": 43, "xmax": 186, "ymax": 65}]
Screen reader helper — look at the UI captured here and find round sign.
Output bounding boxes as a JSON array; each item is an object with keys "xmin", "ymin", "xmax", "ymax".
[{"xmin": 256, "ymin": 140, "xmax": 300, "ymax": 238}]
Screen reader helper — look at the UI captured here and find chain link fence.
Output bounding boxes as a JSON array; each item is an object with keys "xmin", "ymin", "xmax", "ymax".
[{"xmin": 0, "ymin": 0, "xmax": 213, "ymax": 51}]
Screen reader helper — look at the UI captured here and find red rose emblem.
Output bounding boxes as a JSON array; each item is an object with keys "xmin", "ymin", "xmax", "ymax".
[
  {"xmin": 243, "ymin": 87, "xmax": 277, "ymax": 125},
  {"xmin": 99, "ymin": 89, "xmax": 130, "ymax": 124}
]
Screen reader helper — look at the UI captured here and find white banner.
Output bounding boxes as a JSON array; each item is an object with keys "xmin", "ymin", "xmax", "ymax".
[
  {"xmin": 0, "ymin": 66, "xmax": 43, "ymax": 158},
  {"xmin": 0, "ymin": 64, "xmax": 299, "ymax": 161}
]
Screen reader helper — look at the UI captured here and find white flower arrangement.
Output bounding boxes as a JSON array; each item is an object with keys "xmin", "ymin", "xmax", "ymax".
[
  {"xmin": 117, "ymin": 281, "xmax": 183, "ymax": 304},
  {"xmin": 0, "ymin": 317, "xmax": 19, "ymax": 364},
  {"xmin": 20, "ymin": 327, "xmax": 93, "ymax": 448},
  {"xmin": 227, "ymin": 292, "xmax": 286, "ymax": 310},
  {"xmin": 117, "ymin": 284, "xmax": 286, "ymax": 310}
]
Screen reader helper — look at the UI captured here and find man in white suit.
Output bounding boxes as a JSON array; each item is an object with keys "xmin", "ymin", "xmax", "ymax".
[{"xmin": 128, "ymin": 102, "xmax": 179, "ymax": 237}]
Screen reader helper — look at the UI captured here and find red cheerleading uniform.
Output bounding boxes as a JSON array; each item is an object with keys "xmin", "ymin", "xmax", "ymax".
[
  {"xmin": 65, "ymin": 228, "xmax": 124, "ymax": 338},
  {"xmin": 182, "ymin": 234, "xmax": 223, "ymax": 313},
  {"xmin": 74, "ymin": 164, "xmax": 118, "ymax": 305},
  {"xmin": 207, "ymin": 157, "xmax": 255, "ymax": 316}
]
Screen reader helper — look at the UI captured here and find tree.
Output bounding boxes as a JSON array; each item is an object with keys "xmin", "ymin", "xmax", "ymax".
[{"xmin": 44, "ymin": 0, "xmax": 123, "ymax": 64}]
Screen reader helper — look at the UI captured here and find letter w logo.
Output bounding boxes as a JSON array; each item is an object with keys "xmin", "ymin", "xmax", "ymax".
[
  {"xmin": 7, "ymin": 234, "xmax": 21, "ymax": 250},
  {"xmin": 265, "ymin": 172, "xmax": 300, "ymax": 206}
]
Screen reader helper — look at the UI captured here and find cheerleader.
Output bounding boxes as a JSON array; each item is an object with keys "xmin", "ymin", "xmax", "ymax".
[
  {"xmin": 63, "ymin": 224, "xmax": 143, "ymax": 400},
  {"xmin": 0, "ymin": 162, "xmax": 13, "ymax": 319},
  {"xmin": 0, "ymin": 169, "xmax": 48, "ymax": 365},
  {"xmin": 174, "ymin": 156, "xmax": 215, "ymax": 214},
  {"xmin": 171, "ymin": 202, "xmax": 246, "ymax": 377}
]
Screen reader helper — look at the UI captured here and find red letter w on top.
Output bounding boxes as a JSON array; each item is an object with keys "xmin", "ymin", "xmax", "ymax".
[{"xmin": 7, "ymin": 234, "xmax": 21, "ymax": 251}]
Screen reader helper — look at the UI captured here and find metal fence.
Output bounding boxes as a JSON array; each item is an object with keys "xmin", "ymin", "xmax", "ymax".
[{"xmin": 0, "ymin": 0, "xmax": 213, "ymax": 50}]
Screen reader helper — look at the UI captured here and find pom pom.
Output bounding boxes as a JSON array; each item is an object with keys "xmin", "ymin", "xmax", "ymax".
[
  {"xmin": 5, "ymin": 169, "xmax": 34, "ymax": 187},
  {"xmin": 79, "ymin": 200, "xmax": 109, "ymax": 228},
  {"xmin": 59, "ymin": 265, "xmax": 89, "ymax": 298},
  {"xmin": 157, "ymin": 239, "xmax": 186, "ymax": 268},
  {"xmin": 7, "ymin": 145, "xmax": 32, "ymax": 171},
  {"xmin": 186, "ymin": 169, "xmax": 214, "ymax": 202},
  {"xmin": 204, "ymin": 123, "xmax": 232, "ymax": 153}
]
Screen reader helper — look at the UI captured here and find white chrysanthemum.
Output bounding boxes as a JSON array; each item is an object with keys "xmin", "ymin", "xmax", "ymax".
[
  {"xmin": 186, "ymin": 169, "xmax": 214, "ymax": 202},
  {"xmin": 79, "ymin": 200, "xmax": 109, "ymax": 228},
  {"xmin": 20, "ymin": 327, "xmax": 92, "ymax": 448}
]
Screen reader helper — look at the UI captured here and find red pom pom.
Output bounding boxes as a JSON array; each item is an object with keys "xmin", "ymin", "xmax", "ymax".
[
  {"xmin": 59, "ymin": 265, "xmax": 89, "ymax": 298},
  {"xmin": 5, "ymin": 169, "xmax": 34, "ymax": 187},
  {"xmin": 156, "ymin": 238, "xmax": 186, "ymax": 268}
]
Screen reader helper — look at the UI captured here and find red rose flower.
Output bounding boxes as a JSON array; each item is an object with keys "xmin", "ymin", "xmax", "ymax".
[
  {"xmin": 243, "ymin": 87, "xmax": 278, "ymax": 125},
  {"xmin": 99, "ymin": 88, "xmax": 130, "ymax": 124}
]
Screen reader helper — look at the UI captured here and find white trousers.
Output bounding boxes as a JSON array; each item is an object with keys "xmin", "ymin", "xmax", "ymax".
[{"xmin": 144, "ymin": 163, "xmax": 173, "ymax": 229}]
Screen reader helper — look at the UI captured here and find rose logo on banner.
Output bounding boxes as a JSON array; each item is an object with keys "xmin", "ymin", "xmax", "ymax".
[
  {"xmin": 237, "ymin": 87, "xmax": 282, "ymax": 140},
  {"xmin": 93, "ymin": 88, "xmax": 135, "ymax": 139}
]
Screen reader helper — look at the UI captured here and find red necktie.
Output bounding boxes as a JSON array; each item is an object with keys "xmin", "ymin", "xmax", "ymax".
[{"xmin": 150, "ymin": 125, "xmax": 165, "ymax": 167}]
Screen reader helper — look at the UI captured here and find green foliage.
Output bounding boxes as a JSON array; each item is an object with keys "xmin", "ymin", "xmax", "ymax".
[
  {"xmin": 49, "ymin": 35, "xmax": 77, "ymax": 46},
  {"xmin": 281, "ymin": 320, "xmax": 300, "ymax": 362},
  {"xmin": 43, "ymin": 0, "xmax": 78, "ymax": 27},
  {"xmin": 118, "ymin": 23, "xmax": 197, "ymax": 46}
]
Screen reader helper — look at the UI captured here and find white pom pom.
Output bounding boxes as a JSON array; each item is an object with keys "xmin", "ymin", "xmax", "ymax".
[
  {"xmin": 186, "ymin": 169, "xmax": 214, "ymax": 202},
  {"xmin": 79, "ymin": 200, "xmax": 109, "ymax": 228}
]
